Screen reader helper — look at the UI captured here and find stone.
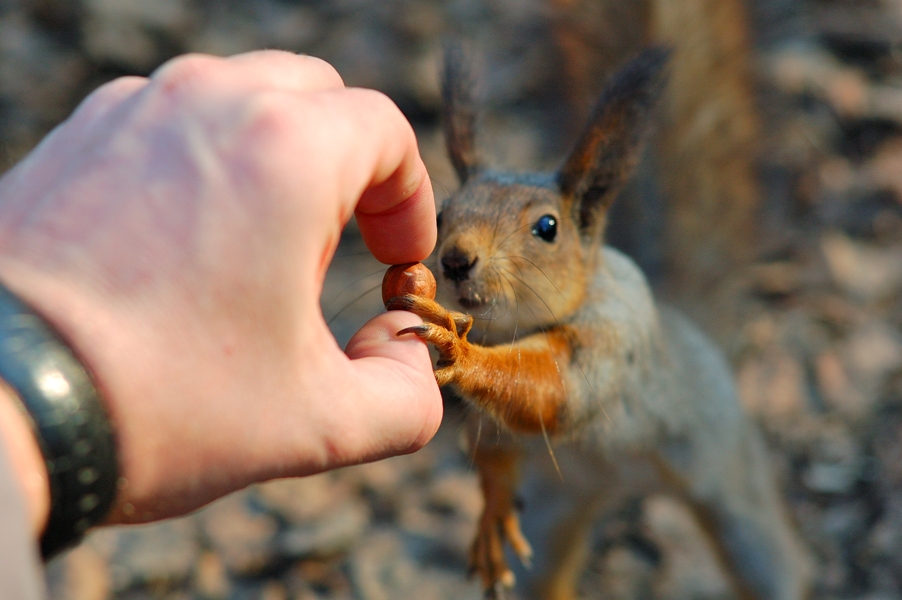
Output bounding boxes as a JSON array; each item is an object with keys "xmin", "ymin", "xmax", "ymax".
[
  {"xmin": 92, "ymin": 518, "xmax": 200, "ymax": 593},
  {"xmin": 844, "ymin": 320, "xmax": 902, "ymax": 385},
  {"xmin": 0, "ymin": 10, "xmax": 88, "ymax": 161},
  {"xmin": 803, "ymin": 425, "xmax": 862, "ymax": 494},
  {"xmin": 191, "ymin": 552, "xmax": 230, "ymax": 599},
  {"xmin": 200, "ymin": 492, "xmax": 279, "ymax": 577},
  {"xmin": 253, "ymin": 3, "xmax": 321, "ymax": 51},
  {"xmin": 259, "ymin": 580, "xmax": 289, "ymax": 600},
  {"xmin": 249, "ymin": 474, "xmax": 371, "ymax": 560},
  {"xmin": 866, "ymin": 138, "xmax": 902, "ymax": 200},
  {"xmin": 591, "ymin": 546, "xmax": 655, "ymax": 600},
  {"xmin": 277, "ymin": 498, "xmax": 370, "ymax": 560},
  {"xmin": 815, "ymin": 349, "xmax": 867, "ymax": 417},
  {"xmin": 737, "ymin": 346, "xmax": 808, "ymax": 419},
  {"xmin": 44, "ymin": 543, "xmax": 110, "ymax": 600},
  {"xmin": 349, "ymin": 530, "xmax": 480, "ymax": 600},
  {"xmin": 343, "ymin": 459, "xmax": 404, "ymax": 498},
  {"xmin": 427, "ymin": 472, "xmax": 481, "ymax": 522},
  {"xmin": 643, "ymin": 496, "xmax": 731, "ymax": 599},
  {"xmin": 253, "ymin": 475, "xmax": 354, "ymax": 526},
  {"xmin": 81, "ymin": 0, "xmax": 193, "ymax": 70},
  {"xmin": 821, "ymin": 232, "xmax": 902, "ymax": 302},
  {"xmin": 349, "ymin": 531, "xmax": 416, "ymax": 600},
  {"xmin": 388, "ymin": 471, "xmax": 480, "ymax": 566}
]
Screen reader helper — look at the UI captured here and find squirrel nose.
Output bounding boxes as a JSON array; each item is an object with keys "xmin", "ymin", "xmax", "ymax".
[{"xmin": 441, "ymin": 249, "xmax": 478, "ymax": 283}]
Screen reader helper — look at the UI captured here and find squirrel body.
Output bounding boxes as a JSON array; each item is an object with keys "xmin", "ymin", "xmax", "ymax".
[{"xmin": 388, "ymin": 48, "xmax": 812, "ymax": 599}]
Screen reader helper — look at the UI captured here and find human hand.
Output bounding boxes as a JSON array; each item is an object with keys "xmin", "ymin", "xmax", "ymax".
[{"xmin": 0, "ymin": 50, "xmax": 441, "ymax": 527}]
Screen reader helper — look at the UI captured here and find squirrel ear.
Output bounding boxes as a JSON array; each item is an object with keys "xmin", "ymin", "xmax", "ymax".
[
  {"xmin": 442, "ymin": 41, "xmax": 481, "ymax": 183},
  {"xmin": 558, "ymin": 47, "xmax": 670, "ymax": 239}
]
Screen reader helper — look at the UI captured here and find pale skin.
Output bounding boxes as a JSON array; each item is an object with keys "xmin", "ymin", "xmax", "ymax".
[{"xmin": 0, "ymin": 50, "xmax": 443, "ymax": 540}]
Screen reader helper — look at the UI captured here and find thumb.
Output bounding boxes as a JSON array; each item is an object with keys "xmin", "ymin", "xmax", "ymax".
[{"xmin": 331, "ymin": 310, "xmax": 443, "ymax": 464}]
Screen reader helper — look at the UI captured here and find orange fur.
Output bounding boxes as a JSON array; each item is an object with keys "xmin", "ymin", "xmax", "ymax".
[
  {"xmin": 469, "ymin": 444, "xmax": 531, "ymax": 592},
  {"xmin": 392, "ymin": 294, "xmax": 572, "ymax": 434}
]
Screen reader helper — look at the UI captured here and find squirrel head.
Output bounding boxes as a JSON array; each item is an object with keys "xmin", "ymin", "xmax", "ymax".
[{"xmin": 436, "ymin": 46, "xmax": 670, "ymax": 339}]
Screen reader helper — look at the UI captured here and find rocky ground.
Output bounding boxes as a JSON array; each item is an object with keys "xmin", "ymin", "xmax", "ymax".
[{"xmin": 6, "ymin": 0, "xmax": 902, "ymax": 598}]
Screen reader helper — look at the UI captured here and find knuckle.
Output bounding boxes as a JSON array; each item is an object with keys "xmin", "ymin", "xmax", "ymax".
[
  {"xmin": 70, "ymin": 76, "xmax": 146, "ymax": 125},
  {"xmin": 87, "ymin": 76, "xmax": 147, "ymax": 104},
  {"xmin": 291, "ymin": 53, "xmax": 344, "ymax": 86},
  {"xmin": 311, "ymin": 58, "xmax": 343, "ymax": 86},
  {"xmin": 229, "ymin": 93, "xmax": 302, "ymax": 175},
  {"xmin": 243, "ymin": 94, "xmax": 295, "ymax": 142},
  {"xmin": 348, "ymin": 88, "xmax": 409, "ymax": 129},
  {"xmin": 239, "ymin": 50, "xmax": 344, "ymax": 88},
  {"xmin": 151, "ymin": 53, "xmax": 226, "ymax": 96}
]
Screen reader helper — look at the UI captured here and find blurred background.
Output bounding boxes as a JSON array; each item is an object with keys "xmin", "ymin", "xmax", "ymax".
[{"xmin": 5, "ymin": 0, "xmax": 902, "ymax": 598}]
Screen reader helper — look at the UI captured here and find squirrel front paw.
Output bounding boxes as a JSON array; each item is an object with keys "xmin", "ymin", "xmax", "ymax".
[{"xmin": 385, "ymin": 294, "xmax": 473, "ymax": 386}]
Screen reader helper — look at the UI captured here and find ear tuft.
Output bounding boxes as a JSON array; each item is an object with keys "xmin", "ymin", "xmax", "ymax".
[
  {"xmin": 558, "ymin": 47, "xmax": 671, "ymax": 238},
  {"xmin": 442, "ymin": 41, "xmax": 481, "ymax": 183}
]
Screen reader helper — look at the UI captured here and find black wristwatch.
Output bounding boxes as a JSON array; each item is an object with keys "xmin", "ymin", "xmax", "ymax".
[{"xmin": 0, "ymin": 282, "xmax": 118, "ymax": 559}]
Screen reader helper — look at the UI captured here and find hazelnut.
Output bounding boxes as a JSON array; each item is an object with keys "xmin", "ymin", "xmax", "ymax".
[{"xmin": 382, "ymin": 262, "xmax": 436, "ymax": 305}]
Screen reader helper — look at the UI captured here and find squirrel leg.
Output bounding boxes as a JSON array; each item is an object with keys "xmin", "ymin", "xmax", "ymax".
[
  {"xmin": 531, "ymin": 500, "xmax": 600, "ymax": 600},
  {"xmin": 654, "ymin": 429, "xmax": 813, "ymax": 600},
  {"xmin": 470, "ymin": 443, "xmax": 532, "ymax": 597}
]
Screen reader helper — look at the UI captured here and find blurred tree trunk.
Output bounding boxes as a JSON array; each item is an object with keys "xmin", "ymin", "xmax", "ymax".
[
  {"xmin": 649, "ymin": 0, "xmax": 762, "ymax": 301},
  {"xmin": 547, "ymin": 0, "xmax": 763, "ymax": 309}
]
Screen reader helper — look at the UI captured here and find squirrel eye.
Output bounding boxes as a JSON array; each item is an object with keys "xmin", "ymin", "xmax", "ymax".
[
  {"xmin": 532, "ymin": 214, "xmax": 557, "ymax": 243},
  {"xmin": 436, "ymin": 210, "xmax": 443, "ymax": 230}
]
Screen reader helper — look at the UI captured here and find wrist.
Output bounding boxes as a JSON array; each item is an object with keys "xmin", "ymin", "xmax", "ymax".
[
  {"xmin": 0, "ymin": 278, "xmax": 119, "ymax": 558},
  {"xmin": 0, "ymin": 382, "xmax": 50, "ymax": 537}
]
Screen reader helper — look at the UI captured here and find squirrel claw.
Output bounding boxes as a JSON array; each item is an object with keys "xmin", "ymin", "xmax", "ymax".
[
  {"xmin": 396, "ymin": 324, "xmax": 429, "ymax": 337},
  {"xmin": 470, "ymin": 512, "xmax": 521, "ymax": 596},
  {"xmin": 386, "ymin": 294, "xmax": 473, "ymax": 337},
  {"xmin": 396, "ymin": 320, "xmax": 467, "ymax": 367},
  {"xmin": 485, "ymin": 581, "xmax": 510, "ymax": 600},
  {"xmin": 385, "ymin": 294, "xmax": 419, "ymax": 313},
  {"xmin": 386, "ymin": 294, "xmax": 451, "ymax": 323},
  {"xmin": 504, "ymin": 512, "xmax": 533, "ymax": 567}
]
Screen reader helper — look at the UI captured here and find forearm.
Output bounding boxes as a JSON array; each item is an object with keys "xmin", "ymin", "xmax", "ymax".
[
  {"xmin": 0, "ymin": 386, "xmax": 49, "ymax": 600},
  {"xmin": 0, "ymin": 383, "xmax": 49, "ymax": 537},
  {"xmin": 0, "ymin": 386, "xmax": 47, "ymax": 600}
]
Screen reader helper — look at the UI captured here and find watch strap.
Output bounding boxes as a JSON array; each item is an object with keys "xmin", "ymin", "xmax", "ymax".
[{"xmin": 0, "ymin": 283, "xmax": 118, "ymax": 559}]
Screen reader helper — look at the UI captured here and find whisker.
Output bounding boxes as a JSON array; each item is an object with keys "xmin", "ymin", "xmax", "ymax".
[
  {"xmin": 330, "ymin": 249, "xmax": 380, "ymax": 261},
  {"xmin": 494, "ymin": 222, "xmax": 533, "ymax": 253},
  {"xmin": 325, "ymin": 264, "xmax": 384, "ymax": 297},
  {"xmin": 493, "ymin": 264, "xmax": 566, "ymax": 474},
  {"xmin": 507, "ymin": 276, "xmax": 520, "ymax": 355},
  {"xmin": 486, "ymin": 222, "xmax": 534, "ymax": 265},
  {"xmin": 476, "ymin": 299, "xmax": 497, "ymax": 345},
  {"xmin": 539, "ymin": 415, "xmax": 563, "ymax": 480},
  {"xmin": 506, "ymin": 254, "xmax": 567, "ymax": 301},
  {"xmin": 473, "ymin": 413, "xmax": 484, "ymax": 459},
  {"xmin": 325, "ymin": 280, "xmax": 382, "ymax": 326},
  {"xmin": 497, "ymin": 262, "xmax": 560, "ymax": 325},
  {"xmin": 489, "ymin": 201, "xmax": 503, "ymax": 249},
  {"xmin": 431, "ymin": 177, "xmax": 454, "ymax": 201}
]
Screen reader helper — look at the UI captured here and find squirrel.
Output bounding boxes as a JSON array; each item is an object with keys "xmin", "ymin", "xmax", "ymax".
[{"xmin": 385, "ymin": 47, "xmax": 814, "ymax": 600}]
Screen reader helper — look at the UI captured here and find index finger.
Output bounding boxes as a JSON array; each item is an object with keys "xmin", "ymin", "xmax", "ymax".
[
  {"xmin": 356, "ymin": 162, "xmax": 436, "ymax": 265},
  {"xmin": 320, "ymin": 89, "xmax": 436, "ymax": 264}
]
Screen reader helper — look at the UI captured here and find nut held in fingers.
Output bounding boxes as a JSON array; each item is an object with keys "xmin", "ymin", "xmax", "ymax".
[{"xmin": 382, "ymin": 262, "xmax": 436, "ymax": 306}]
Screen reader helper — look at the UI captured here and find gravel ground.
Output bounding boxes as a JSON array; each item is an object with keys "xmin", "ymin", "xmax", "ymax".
[{"xmin": 6, "ymin": 1, "xmax": 902, "ymax": 598}]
